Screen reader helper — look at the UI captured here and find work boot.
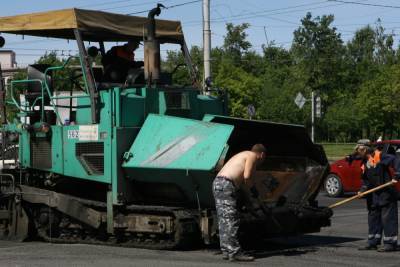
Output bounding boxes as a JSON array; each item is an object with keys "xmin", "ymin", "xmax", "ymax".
[
  {"xmin": 229, "ymin": 252, "xmax": 255, "ymax": 262},
  {"xmin": 214, "ymin": 251, "xmax": 229, "ymax": 260},
  {"xmin": 358, "ymin": 244, "xmax": 377, "ymax": 251},
  {"xmin": 377, "ymin": 245, "xmax": 397, "ymax": 252}
]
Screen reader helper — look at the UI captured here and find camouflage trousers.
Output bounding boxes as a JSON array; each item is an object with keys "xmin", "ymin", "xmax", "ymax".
[{"xmin": 212, "ymin": 176, "xmax": 241, "ymax": 257}]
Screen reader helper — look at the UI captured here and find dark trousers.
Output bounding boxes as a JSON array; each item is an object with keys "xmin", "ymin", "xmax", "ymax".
[
  {"xmin": 367, "ymin": 201, "xmax": 398, "ymax": 247},
  {"xmin": 212, "ymin": 177, "xmax": 241, "ymax": 256}
]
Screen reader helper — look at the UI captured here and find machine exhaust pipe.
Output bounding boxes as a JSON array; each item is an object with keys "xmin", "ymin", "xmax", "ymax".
[{"xmin": 144, "ymin": 4, "xmax": 165, "ymax": 83}]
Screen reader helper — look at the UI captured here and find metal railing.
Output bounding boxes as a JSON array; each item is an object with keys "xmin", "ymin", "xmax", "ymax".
[{"xmin": 7, "ymin": 56, "xmax": 91, "ymax": 124}]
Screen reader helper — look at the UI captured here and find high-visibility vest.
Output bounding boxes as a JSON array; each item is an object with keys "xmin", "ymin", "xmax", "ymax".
[
  {"xmin": 114, "ymin": 46, "xmax": 135, "ymax": 61},
  {"xmin": 361, "ymin": 150, "xmax": 381, "ymax": 173},
  {"xmin": 373, "ymin": 150, "xmax": 381, "ymax": 165}
]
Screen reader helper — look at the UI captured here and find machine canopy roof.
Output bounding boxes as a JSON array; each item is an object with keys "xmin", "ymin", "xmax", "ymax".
[{"xmin": 0, "ymin": 8, "xmax": 184, "ymax": 43}]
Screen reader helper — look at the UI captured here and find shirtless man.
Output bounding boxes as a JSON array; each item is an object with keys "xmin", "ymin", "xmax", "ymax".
[{"xmin": 212, "ymin": 144, "xmax": 266, "ymax": 261}]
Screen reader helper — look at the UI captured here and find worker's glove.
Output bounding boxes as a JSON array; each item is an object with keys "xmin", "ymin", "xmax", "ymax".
[
  {"xmin": 250, "ymin": 186, "xmax": 259, "ymax": 199},
  {"xmin": 359, "ymin": 185, "xmax": 368, "ymax": 193}
]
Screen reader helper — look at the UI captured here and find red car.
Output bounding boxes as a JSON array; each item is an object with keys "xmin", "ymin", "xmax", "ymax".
[{"xmin": 325, "ymin": 140, "xmax": 400, "ymax": 197}]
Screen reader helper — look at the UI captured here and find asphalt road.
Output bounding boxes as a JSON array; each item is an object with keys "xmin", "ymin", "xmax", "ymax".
[{"xmin": 0, "ymin": 193, "xmax": 399, "ymax": 267}]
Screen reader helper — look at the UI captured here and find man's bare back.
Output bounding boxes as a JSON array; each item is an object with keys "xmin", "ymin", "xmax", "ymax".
[
  {"xmin": 217, "ymin": 151, "xmax": 259, "ymax": 187},
  {"xmin": 213, "ymin": 144, "xmax": 266, "ymax": 261}
]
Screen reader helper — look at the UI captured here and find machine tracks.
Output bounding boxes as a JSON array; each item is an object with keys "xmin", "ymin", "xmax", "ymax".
[{"xmin": 0, "ymin": 185, "xmax": 200, "ymax": 250}]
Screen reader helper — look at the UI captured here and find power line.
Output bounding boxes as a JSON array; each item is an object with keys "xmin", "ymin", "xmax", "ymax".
[
  {"xmin": 328, "ymin": 0, "xmax": 400, "ymax": 9},
  {"xmin": 184, "ymin": 1, "xmax": 344, "ymax": 26},
  {"xmin": 127, "ymin": 0, "xmax": 202, "ymax": 15},
  {"xmin": 162, "ymin": 0, "xmax": 201, "ymax": 9},
  {"xmin": 78, "ymin": 0, "xmax": 140, "ymax": 8},
  {"xmin": 100, "ymin": 0, "xmax": 175, "ymax": 11},
  {"xmin": 210, "ymin": 1, "xmax": 328, "ymax": 23}
]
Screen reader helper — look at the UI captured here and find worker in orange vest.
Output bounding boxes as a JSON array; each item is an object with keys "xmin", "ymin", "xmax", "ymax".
[
  {"xmin": 358, "ymin": 146, "xmax": 399, "ymax": 252},
  {"xmin": 102, "ymin": 40, "xmax": 144, "ymax": 82},
  {"xmin": 111, "ymin": 40, "xmax": 141, "ymax": 63}
]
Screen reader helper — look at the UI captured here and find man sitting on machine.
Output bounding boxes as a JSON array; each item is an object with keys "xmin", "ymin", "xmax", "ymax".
[{"xmin": 102, "ymin": 40, "xmax": 144, "ymax": 83}]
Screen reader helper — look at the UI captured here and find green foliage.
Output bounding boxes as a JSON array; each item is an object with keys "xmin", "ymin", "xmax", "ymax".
[
  {"xmin": 355, "ymin": 65, "xmax": 400, "ymax": 139},
  {"xmin": 213, "ymin": 23, "xmax": 264, "ymax": 118},
  {"xmin": 35, "ymin": 51, "xmax": 82, "ymax": 92},
  {"xmin": 291, "ymin": 13, "xmax": 345, "ymax": 101},
  {"xmin": 162, "ymin": 46, "xmax": 203, "ymax": 86},
  {"xmin": 323, "ymin": 98, "xmax": 361, "ymax": 142},
  {"xmin": 214, "ymin": 61, "xmax": 262, "ymax": 118},
  {"xmin": 223, "ymin": 23, "xmax": 251, "ymax": 65}
]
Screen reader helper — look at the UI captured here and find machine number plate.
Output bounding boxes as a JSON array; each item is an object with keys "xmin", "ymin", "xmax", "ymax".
[
  {"xmin": 67, "ymin": 125, "xmax": 99, "ymax": 141},
  {"xmin": 67, "ymin": 130, "xmax": 79, "ymax": 139}
]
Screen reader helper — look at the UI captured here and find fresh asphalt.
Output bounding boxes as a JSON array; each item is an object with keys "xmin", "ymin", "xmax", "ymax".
[{"xmin": 0, "ymin": 193, "xmax": 399, "ymax": 267}]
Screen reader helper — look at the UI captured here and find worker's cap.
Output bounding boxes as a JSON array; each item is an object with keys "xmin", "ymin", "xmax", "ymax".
[
  {"xmin": 357, "ymin": 139, "xmax": 371, "ymax": 145},
  {"xmin": 354, "ymin": 139, "xmax": 370, "ymax": 150}
]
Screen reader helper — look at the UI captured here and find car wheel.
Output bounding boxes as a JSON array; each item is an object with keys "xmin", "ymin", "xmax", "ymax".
[{"xmin": 325, "ymin": 174, "xmax": 343, "ymax": 198}]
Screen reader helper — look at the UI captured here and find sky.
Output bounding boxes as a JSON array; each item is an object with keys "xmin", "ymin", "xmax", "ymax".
[{"xmin": 1, "ymin": 0, "xmax": 400, "ymax": 67}]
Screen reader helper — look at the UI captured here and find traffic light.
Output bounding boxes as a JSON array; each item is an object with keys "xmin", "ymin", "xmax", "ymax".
[{"xmin": 315, "ymin": 96, "xmax": 322, "ymax": 118}]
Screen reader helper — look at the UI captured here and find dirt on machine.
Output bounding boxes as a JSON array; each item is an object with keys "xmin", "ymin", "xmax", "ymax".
[{"xmin": 0, "ymin": 6, "xmax": 332, "ymax": 249}]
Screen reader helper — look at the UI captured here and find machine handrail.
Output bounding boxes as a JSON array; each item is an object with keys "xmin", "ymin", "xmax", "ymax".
[
  {"xmin": 7, "ymin": 57, "xmax": 92, "ymax": 125},
  {"xmin": 42, "ymin": 56, "xmax": 75, "ymax": 124},
  {"xmin": 9, "ymin": 79, "xmax": 46, "ymax": 121},
  {"xmin": 9, "ymin": 78, "xmax": 61, "ymax": 123}
]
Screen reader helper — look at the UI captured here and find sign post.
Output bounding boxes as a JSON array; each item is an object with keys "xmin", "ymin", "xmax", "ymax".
[
  {"xmin": 311, "ymin": 91, "xmax": 315, "ymax": 142},
  {"xmin": 295, "ymin": 91, "xmax": 321, "ymax": 142}
]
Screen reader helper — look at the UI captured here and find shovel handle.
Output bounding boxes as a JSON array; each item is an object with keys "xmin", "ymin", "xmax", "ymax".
[{"xmin": 328, "ymin": 181, "xmax": 395, "ymax": 209}]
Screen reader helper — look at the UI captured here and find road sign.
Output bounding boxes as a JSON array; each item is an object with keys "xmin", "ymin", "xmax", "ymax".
[
  {"xmin": 247, "ymin": 104, "xmax": 256, "ymax": 119},
  {"xmin": 295, "ymin": 92, "xmax": 306, "ymax": 109}
]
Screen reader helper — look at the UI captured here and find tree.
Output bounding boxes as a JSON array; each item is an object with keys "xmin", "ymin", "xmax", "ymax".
[
  {"xmin": 162, "ymin": 46, "xmax": 203, "ymax": 86},
  {"xmin": 291, "ymin": 13, "xmax": 345, "ymax": 101},
  {"xmin": 323, "ymin": 98, "xmax": 361, "ymax": 142},
  {"xmin": 345, "ymin": 25, "xmax": 377, "ymax": 93},
  {"xmin": 355, "ymin": 65, "xmax": 400, "ymax": 139},
  {"xmin": 214, "ymin": 61, "xmax": 262, "ymax": 118},
  {"xmin": 374, "ymin": 19, "xmax": 396, "ymax": 65},
  {"xmin": 223, "ymin": 23, "xmax": 252, "ymax": 65},
  {"xmin": 257, "ymin": 43, "xmax": 305, "ymax": 124}
]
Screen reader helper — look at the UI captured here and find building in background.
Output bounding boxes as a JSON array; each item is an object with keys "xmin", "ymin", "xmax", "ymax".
[
  {"xmin": 0, "ymin": 50, "xmax": 18, "ymax": 84},
  {"xmin": 0, "ymin": 50, "xmax": 16, "ymax": 69}
]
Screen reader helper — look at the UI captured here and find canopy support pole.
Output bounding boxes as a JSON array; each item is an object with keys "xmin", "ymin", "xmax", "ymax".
[
  {"xmin": 181, "ymin": 40, "xmax": 199, "ymax": 88},
  {"xmin": 74, "ymin": 29, "xmax": 98, "ymax": 124},
  {"xmin": 0, "ymin": 63, "xmax": 6, "ymax": 124}
]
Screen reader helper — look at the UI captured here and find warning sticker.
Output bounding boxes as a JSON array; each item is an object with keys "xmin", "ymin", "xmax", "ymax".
[{"xmin": 78, "ymin": 125, "xmax": 99, "ymax": 141}]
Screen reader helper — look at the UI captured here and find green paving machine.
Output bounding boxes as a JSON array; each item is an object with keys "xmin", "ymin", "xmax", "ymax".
[{"xmin": 0, "ymin": 7, "xmax": 332, "ymax": 248}]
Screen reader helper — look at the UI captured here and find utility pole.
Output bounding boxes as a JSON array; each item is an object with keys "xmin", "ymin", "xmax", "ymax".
[
  {"xmin": 202, "ymin": 0, "xmax": 211, "ymax": 93},
  {"xmin": 263, "ymin": 26, "xmax": 268, "ymax": 45}
]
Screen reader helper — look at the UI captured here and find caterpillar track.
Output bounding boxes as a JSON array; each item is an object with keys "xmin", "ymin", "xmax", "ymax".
[{"xmin": 0, "ymin": 184, "xmax": 201, "ymax": 250}]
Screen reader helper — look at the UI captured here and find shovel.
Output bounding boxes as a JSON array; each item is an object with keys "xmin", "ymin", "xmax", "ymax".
[{"xmin": 329, "ymin": 181, "xmax": 396, "ymax": 209}]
